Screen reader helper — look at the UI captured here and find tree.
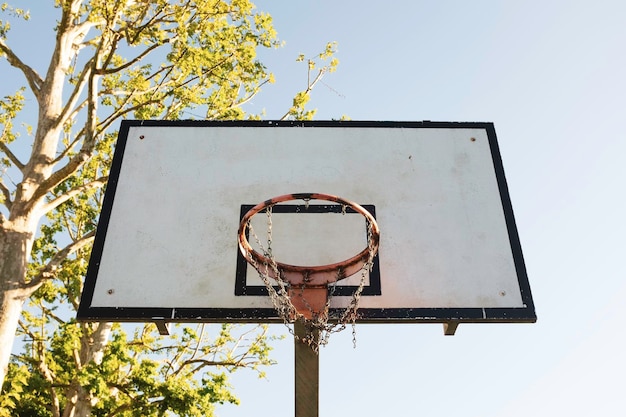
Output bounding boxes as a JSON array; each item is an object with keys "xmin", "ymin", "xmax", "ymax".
[{"xmin": 0, "ymin": 0, "xmax": 338, "ymax": 415}]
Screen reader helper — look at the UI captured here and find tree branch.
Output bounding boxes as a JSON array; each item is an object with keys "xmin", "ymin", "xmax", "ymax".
[
  {"xmin": 175, "ymin": 358, "xmax": 243, "ymax": 374},
  {"xmin": 97, "ymin": 38, "xmax": 169, "ymax": 76},
  {"xmin": 16, "ymin": 319, "xmax": 37, "ymax": 342},
  {"xmin": 56, "ymin": 57, "xmax": 94, "ymax": 130},
  {"xmin": 30, "ymin": 148, "xmax": 92, "ymax": 205},
  {"xmin": 79, "ymin": 322, "xmax": 112, "ymax": 366},
  {"xmin": 104, "ymin": 402, "xmax": 133, "ymax": 417},
  {"xmin": 24, "ymin": 230, "xmax": 96, "ymax": 291},
  {"xmin": 221, "ymin": 77, "xmax": 272, "ymax": 114},
  {"xmin": 0, "ymin": 140, "xmax": 25, "ymax": 171},
  {"xmin": 0, "ymin": 178, "xmax": 12, "ymax": 210},
  {"xmin": 17, "ymin": 319, "xmax": 62, "ymax": 417},
  {"xmin": 99, "ymin": 97, "xmax": 164, "ymax": 130},
  {"xmin": 0, "ymin": 39, "xmax": 44, "ymax": 98},
  {"xmin": 52, "ymin": 127, "xmax": 86, "ymax": 165},
  {"xmin": 36, "ymin": 304, "xmax": 68, "ymax": 328},
  {"xmin": 40, "ymin": 176, "xmax": 108, "ymax": 214},
  {"xmin": 280, "ymin": 67, "xmax": 327, "ymax": 120}
]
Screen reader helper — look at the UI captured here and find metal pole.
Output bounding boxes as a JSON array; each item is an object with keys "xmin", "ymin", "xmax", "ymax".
[{"xmin": 294, "ymin": 320, "xmax": 319, "ymax": 417}]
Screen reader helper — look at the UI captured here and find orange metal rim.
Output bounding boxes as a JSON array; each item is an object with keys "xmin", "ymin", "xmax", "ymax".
[{"xmin": 237, "ymin": 193, "xmax": 380, "ymax": 287}]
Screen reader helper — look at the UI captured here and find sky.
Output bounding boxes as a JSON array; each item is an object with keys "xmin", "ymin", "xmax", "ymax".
[
  {"xmin": 2, "ymin": 1, "xmax": 626, "ymax": 416},
  {"xmin": 218, "ymin": 1, "xmax": 626, "ymax": 416}
]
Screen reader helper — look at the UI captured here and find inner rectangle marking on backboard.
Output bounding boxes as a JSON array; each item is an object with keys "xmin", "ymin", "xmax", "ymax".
[{"xmin": 235, "ymin": 203, "xmax": 381, "ymax": 297}]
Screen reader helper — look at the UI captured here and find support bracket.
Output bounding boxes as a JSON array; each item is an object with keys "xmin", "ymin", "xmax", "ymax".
[
  {"xmin": 443, "ymin": 321, "xmax": 459, "ymax": 336},
  {"xmin": 153, "ymin": 318, "xmax": 171, "ymax": 335}
]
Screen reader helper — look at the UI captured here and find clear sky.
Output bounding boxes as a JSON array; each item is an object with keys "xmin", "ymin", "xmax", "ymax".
[
  {"xmin": 3, "ymin": 1, "xmax": 626, "ymax": 416},
  {"xmin": 218, "ymin": 1, "xmax": 626, "ymax": 416}
]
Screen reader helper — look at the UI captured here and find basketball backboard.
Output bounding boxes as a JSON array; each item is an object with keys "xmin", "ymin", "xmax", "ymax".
[{"xmin": 78, "ymin": 120, "xmax": 535, "ymax": 334}]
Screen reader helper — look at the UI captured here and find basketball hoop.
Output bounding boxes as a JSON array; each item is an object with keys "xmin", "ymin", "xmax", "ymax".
[{"xmin": 238, "ymin": 193, "xmax": 380, "ymax": 351}]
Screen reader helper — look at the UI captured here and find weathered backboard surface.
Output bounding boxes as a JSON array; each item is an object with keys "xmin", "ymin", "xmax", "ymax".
[{"xmin": 78, "ymin": 120, "xmax": 535, "ymax": 330}]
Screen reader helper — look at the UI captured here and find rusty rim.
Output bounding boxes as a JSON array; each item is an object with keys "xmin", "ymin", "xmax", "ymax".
[{"xmin": 238, "ymin": 193, "xmax": 380, "ymax": 287}]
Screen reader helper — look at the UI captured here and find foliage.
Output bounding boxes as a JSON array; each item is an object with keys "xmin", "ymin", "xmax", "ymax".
[
  {"xmin": 0, "ymin": 0, "xmax": 339, "ymax": 415},
  {"xmin": 283, "ymin": 41, "xmax": 339, "ymax": 120},
  {"xmin": 10, "ymin": 317, "xmax": 277, "ymax": 416}
]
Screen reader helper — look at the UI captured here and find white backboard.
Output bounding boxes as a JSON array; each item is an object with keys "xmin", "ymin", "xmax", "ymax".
[{"xmin": 78, "ymin": 121, "xmax": 535, "ymax": 330}]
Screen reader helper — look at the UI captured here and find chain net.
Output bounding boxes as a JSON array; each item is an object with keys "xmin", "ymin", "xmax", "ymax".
[{"xmin": 244, "ymin": 203, "xmax": 378, "ymax": 352}]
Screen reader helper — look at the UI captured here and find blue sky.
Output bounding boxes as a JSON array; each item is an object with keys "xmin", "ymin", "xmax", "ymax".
[
  {"xmin": 2, "ymin": 1, "xmax": 625, "ymax": 416},
  {"xmin": 219, "ymin": 2, "xmax": 626, "ymax": 416}
]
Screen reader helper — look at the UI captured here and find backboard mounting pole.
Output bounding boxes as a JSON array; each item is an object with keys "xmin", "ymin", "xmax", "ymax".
[{"xmin": 294, "ymin": 321, "xmax": 319, "ymax": 417}]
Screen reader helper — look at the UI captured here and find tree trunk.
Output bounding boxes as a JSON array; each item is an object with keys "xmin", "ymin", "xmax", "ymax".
[
  {"xmin": 0, "ymin": 87, "xmax": 66, "ymax": 390},
  {"xmin": 63, "ymin": 322, "xmax": 113, "ymax": 417},
  {"xmin": 0, "ymin": 219, "xmax": 37, "ymax": 388},
  {"xmin": 0, "ymin": 289, "xmax": 26, "ymax": 388},
  {"xmin": 63, "ymin": 383, "xmax": 95, "ymax": 417}
]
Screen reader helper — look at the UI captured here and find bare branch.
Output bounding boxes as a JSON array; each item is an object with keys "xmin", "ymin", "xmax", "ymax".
[
  {"xmin": 73, "ymin": 15, "xmax": 105, "ymax": 44},
  {"xmin": 40, "ymin": 176, "xmax": 108, "ymax": 214},
  {"xmin": 97, "ymin": 39, "xmax": 166, "ymax": 76},
  {"xmin": 43, "ymin": 363, "xmax": 61, "ymax": 417},
  {"xmin": 24, "ymin": 230, "xmax": 96, "ymax": 291},
  {"xmin": 0, "ymin": 141, "xmax": 25, "ymax": 171},
  {"xmin": 189, "ymin": 324, "xmax": 206, "ymax": 361},
  {"xmin": 17, "ymin": 319, "xmax": 37, "ymax": 342},
  {"xmin": 56, "ymin": 58, "xmax": 94, "ymax": 130},
  {"xmin": 31, "ymin": 149, "xmax": 93, "ymax": 204},
  {"xmin": 98, "ymin": 97, "xmax": 164, "ymax": 130},
  {"xmin": 0, "ymin": 178, "xmax": 12, "ymax": 210},
  {"xmin": 0, "ymin": 38, "xmax": 44, "ymax": 97},
  {"xmin": 176, "ymin": 358, "xmax": 243, "ymax": 373},
  {"xmin": 52, "ymin": 127, "xmax": 86, "ymax": 165}
]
